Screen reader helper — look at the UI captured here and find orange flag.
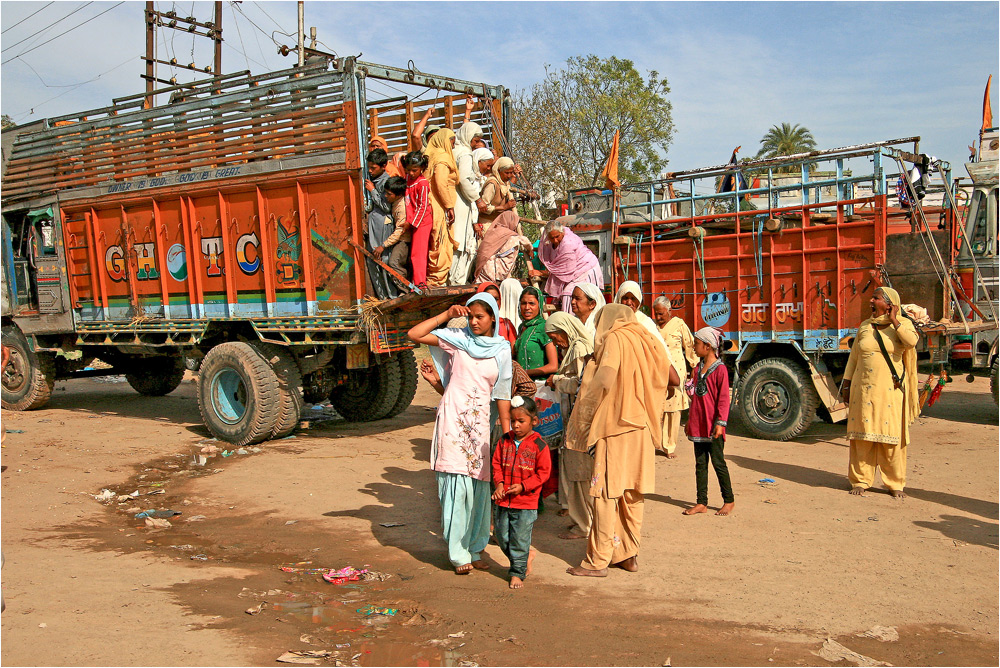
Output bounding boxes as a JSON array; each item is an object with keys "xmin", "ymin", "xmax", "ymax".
[
  {"xmin": 600, "ymin": 130, "xmax": 620, "ymax": 190},
  {"xmin": 983, "ymin": 74, "xmax": 993, "ymax": 132}
]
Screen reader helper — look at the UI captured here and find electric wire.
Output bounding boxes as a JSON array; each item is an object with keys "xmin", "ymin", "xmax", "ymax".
[
  {"xmin": 12, "ymin": 55, "xmax": 135, "ymax": 122},
  {"xmin": 1, "ymin": 2, "xmax": 55, "ymax": 35},
  {"xmin": 2, "ymin": 2, "xmax": 125, "ymax": 65},
  {"xmin": 1, "ymin": 2, "xmax": 92, "ymax": 53}
]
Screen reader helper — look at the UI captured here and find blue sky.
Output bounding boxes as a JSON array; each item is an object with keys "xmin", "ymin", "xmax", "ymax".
[{"xmin": 2, "ymin": 1, "xmax": 997, "ymax": 174}]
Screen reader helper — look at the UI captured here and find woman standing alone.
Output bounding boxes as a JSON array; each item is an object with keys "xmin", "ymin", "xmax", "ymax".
[{"xmin": 842, "ymin": 287, "xmax": 919, "ymax": 498}]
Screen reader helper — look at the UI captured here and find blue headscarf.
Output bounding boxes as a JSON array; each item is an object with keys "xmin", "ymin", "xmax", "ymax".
[{"xmin": 430, "ymin": 292, "xmax": 513, "ymax": 401}]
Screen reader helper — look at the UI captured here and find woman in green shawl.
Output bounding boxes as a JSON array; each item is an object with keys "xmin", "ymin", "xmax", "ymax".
[{"xmin": 514, "ymin": 286, "xmax": 558, "ymax": 379}]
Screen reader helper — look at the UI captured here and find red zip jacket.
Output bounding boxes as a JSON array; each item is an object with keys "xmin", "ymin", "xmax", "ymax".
[
  {"xmin": 492, "ymin": 431, "xmax": 551, "ymax": 510},
  {"xmin": 405, "ymin": 175, "xmax": 432, "ymax": 230}
]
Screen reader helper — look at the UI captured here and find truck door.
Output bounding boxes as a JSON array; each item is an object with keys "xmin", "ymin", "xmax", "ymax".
[
  {"xmin": 0, "ymin": 205, "xmax": 68, "ymax": 315},
  {"xmin": 963, "ymin": 186, "xmax": 999, "ymax": 366}
]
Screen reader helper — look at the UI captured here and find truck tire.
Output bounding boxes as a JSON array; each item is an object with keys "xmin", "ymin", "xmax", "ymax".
[
  {"xmin": 1, "ymin": 324, "xmax": 56, "ymax": 411},
  {"xmin": 329, "ymin": 359, "xmax": 401, "ymax": 422},
  {"xmin": 125, "ymin": 355, "xmax": 185, "ymax": 396},
  {"xmin": 737, "ymin": 357, "xmax": 819, "ymax": 441},
  {"xmin": 385, "ymin": 350, "xmax": 418, "ymax": 419},
  {"xmin": 198, "ymin": 342, "xmax": 282, "ymax": 446},
  {"xmin": 254, "ymin": 343, "xmax": 304, "ymax": 439},
  {"xmin": 991, "ymin": 357, "xmax": 998, "ymax": 407}
]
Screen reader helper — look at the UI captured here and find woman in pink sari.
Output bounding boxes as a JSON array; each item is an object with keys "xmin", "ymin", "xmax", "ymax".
[{"xmin": 533, "ymin": 219, "xmax": 603, "ymax": 312}]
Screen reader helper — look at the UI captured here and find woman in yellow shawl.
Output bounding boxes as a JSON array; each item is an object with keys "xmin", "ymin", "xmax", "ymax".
[
  {"xmin": 652, "ymin": 296, "xmax": 698, "ymax": 459},
  {"xmin": 544, "ymin": 312, "xmax": 596, "ymax": 540},
  {"xmin": 424, "ymin": 129, "xmax": 460, "ymax": 286},
  {"xmin": 564, "ymin": 304, "xmax": 671, "ymax": 577},
  {"xmin": 842, "ymin": 287, "xmax": 919, "ymax": 498}
]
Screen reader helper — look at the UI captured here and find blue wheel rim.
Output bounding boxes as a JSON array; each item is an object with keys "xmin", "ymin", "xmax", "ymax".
[{"xmin": 211, "ymin": 368, "xmax": 247, "ymax": 424}]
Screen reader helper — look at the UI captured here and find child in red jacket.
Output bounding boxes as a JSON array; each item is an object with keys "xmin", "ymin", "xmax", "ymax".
[
  {"xmin": 403, "ymin": 151, "xmax": 432, "ymax": 287},
  {"xmin": 683, "ymin": 326, "xmax": 735, "ymax": 517},
  {"xmin": 492, "ymin": 396, "xmax": 551, "ymax": 589}
]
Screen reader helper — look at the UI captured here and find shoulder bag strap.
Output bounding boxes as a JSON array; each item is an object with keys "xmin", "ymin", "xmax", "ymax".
[{"xmin": 872, "ymin": 325, "xmax": 904, "ymax": 390}]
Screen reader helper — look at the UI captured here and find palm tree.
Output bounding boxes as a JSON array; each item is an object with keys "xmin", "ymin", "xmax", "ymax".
[{"xmin": 756, "ymin": 123, "xmax": 817, "ymax": 172}]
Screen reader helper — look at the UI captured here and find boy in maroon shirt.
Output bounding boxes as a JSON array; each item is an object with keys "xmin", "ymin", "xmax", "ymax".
[
  {"xmin": 492, "ymin": 396, "xmax": 552, "ymax": 589},
  {"xmin": 682, "ymin": 327, "xmax": 735, "ymax": 517}
]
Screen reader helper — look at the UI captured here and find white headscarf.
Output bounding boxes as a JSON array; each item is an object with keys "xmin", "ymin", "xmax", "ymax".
[
  {"xmin": 614, "ymin": 281, "xmax": 666, "ymax": 350},
  {"xmin": 499, "ymin": 277, "xmax": 523, "ymax": 330},
  {"xmin": 571, "ymin": 282, "xmax": 606, "ymax": 334},
  {"xmin": 454, "ymin": 121, "xmax": 484, "ymax": 163},
  {"xmin": 471, "ymin": 147, "xmax": 495, "ymax": 184}
]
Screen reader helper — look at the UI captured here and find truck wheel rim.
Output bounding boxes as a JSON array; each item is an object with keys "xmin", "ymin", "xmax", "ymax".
[
  {"xmin": 211, "ymin": 368, "xmax": 248, "ymax": 424},
  {"xmin": 2, "ymin": 349, "xmax": 28, "ymax": 394},
  {"xmin": 754, "ymin": 380, "xmax": 790, "ymax": 424}
]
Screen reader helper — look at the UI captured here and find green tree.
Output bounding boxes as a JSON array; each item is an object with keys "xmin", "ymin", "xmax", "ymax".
[
  {"xmin": 1, "ymin": 115, "xmax": 15, "ymax": 130},
  {"xmin": 756, "ymin": 123, "xmax": 817, "ymax": 172},
  {"xmin": 510, "ymin": 55, "xmax": 673, "ymax": 198}
]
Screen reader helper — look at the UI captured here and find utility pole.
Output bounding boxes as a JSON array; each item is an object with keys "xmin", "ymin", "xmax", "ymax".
[
  {"xmin": 142, "ymin": 1, "xmax": 224, "ymax": 108},
  {"xmin": 297, "ymin": 1, "xmax": 305, "ymax": 67}
]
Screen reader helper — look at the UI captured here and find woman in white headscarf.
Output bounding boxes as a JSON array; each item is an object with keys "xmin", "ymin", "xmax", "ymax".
[
  {"xmin": 570, "ymin": 282, "xmax": 606, "ymax": 335},
  {"xmin": 499, "ymin": 277, "xmax": 524, "ymax": 330},
  {"xmin": 449, "ymin": 125, "xmax": 489, "ymax": 285},
  {"xmin": 614, "ymin": 281, "xmax": 666, "ymax": 351}
]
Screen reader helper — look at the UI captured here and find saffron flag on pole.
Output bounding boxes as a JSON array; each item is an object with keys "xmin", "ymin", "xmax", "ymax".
[
  {"xmin": 600, "ymin": 130, "xmax": 621, "ymax": 190},
  {"xmin": 983, "ymin": 74, "xmax": 993, "ymax": 132}
]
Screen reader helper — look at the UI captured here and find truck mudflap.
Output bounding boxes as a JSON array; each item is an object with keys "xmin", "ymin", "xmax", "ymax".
[
  {"xmin": 363, "ymin": 285, "xmax": 478, "ymax": 353},
  {"xmin": 810, "ymin": 361, "xmax": 849, "ymax": 423}
]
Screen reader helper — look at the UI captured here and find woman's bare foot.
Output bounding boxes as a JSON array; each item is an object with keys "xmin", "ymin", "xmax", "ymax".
[
  {"xmin": 666, "ymin": 452, "xmax": 677, "ymax": 459},
  {"xmin": 557, "ymin": 508, "xmax": 569, "ymax": 517},
  {"xmin": 683, "ymin": 504, "xmax": 708, "ymax": 515},
  {"xmin": 566, "ymin": 566, "xmax": 607, "ymax": 577},
  {"xmin": 612, "ymin": 555, "xmax": 638, "ymax": 572},
  {"xmin": 471, "ymin": 559, "xmax": 490, "ymax": 570},
  {"xmin": 509, "ymin": 576, "xmax": 524, "ymax": 589},
  {"xmin": 558, "ymin": 531, "xmax": 587, "ymax": 540},
  {"xmin": 455, "ymin": 563, "xmax": 473, "ymax": 574},
  {"xmin": 716, "ymin": 502, "xmax": 735, "ymax": 516},
  {"xmin": 526, "ymin": 548, "xmax": 537, "ymax": 576},
  {"xmin": 849, "ymin": 486, "xmax": 867, "ymax": 496},
  {"xmin": 890, "ymin": 489, "xmax": 907, "ymax": 498}
]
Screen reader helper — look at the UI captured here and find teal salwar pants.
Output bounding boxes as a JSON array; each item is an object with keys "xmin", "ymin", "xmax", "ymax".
[{"xmin": 436, "ymin": 472, "xmax": 491, "ymax": 567}]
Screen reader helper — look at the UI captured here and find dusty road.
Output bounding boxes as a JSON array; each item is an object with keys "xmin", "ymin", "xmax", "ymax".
[{"xmin": 1, "ymin": 364, "xmax": 997, "ymax": 667}]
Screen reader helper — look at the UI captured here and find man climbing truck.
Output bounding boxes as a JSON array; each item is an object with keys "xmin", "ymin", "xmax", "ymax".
[
  {"xmin": 568, "ymin": 136, "xmax": 997, "ymax": 440},
  {"xmin": 1, "ymin": 57, "xmax": 511, "ymax": 445}
]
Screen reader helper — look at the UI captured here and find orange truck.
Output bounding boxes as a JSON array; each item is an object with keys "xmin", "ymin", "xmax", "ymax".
[
  {"xmin": 1, "ymin": 58, "xmax": 509, "ymax": 444},
  {"xmin": 567, "ymin": 137, "xmax": 997, "ymax": 440}
]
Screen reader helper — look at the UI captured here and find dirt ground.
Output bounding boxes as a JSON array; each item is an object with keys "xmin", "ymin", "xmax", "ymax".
[{"xmin": 1, "ymin": 363, "xmax": 997, "ymax": 667}]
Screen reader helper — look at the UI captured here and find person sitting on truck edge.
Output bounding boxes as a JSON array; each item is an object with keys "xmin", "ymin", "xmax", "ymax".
[
  {"xmin": 682, "ymin": 327, "xmax": 735, "ymax": 517},
  {"xmin": 365, "ymin": 149, "xmax": 398, "ymax": 300},
  {"xmin": 403, "ymin": 151, "xmax": 433, "ymax": 288},
  {"xmin": 378, "ymin": 176, "xmax": 412, "ymax": 290},
  {"xmin": 842, "ymin": 287, "xmax": 919, "ymax": 499},
  {"xmin": 407, "ymin": 292, "xmax": 513, "ymax": 575},
  {"xmin": 492, "ymin": 395, "xmax": 551, "ymax": 589}
]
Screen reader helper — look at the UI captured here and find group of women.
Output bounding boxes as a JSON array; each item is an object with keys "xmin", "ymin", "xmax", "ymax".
[{"xmin": 411, "ymin": 268, "xmax": 700, "ymax": 576}]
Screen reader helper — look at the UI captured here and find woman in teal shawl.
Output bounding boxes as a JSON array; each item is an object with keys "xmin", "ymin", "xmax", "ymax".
[{"xmin": 514, "ymin": 286, "xmax": 558, "ymax": 379}]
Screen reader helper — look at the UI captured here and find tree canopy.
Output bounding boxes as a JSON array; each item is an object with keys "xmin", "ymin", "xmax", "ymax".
[
  {"xmin": 510, "ymin": 55, "xmax": 673, "ymax": 200},
  {"xmin": 756, "ymin": 123, "xmax": 817, "ymax": 172},
  {"xmin": 1, "ymin": 115, "xmax": 15, "ymax": 130}
]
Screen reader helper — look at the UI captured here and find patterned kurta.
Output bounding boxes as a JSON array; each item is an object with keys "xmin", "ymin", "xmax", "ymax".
[
  {"xmin": 844, "ymin": 319, "xmax": 919, "ymax": 446},
  {"xmin": 430, "ymin": 340, "xmax": 499, "ymax": 481}
]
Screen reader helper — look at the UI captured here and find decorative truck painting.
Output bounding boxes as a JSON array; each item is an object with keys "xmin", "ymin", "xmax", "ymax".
[{"xmin": 0, "ymin": 57, "xmax": 511, "ymax": 445}]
